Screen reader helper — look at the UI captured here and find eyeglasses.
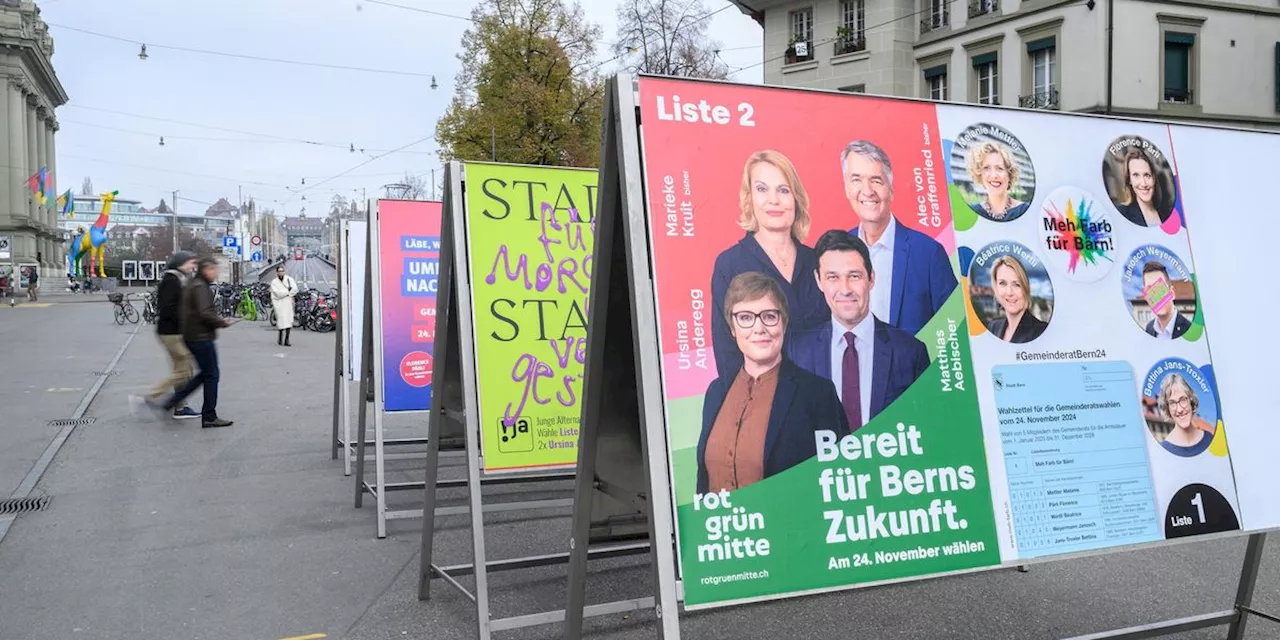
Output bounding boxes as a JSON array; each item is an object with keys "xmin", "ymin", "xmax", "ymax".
[
  {"xmin": 1167, "ymin": 395, "xmax": 1192, "ymax": 411},
  {"xmin": 732, "ymin": 309, "xmax": 783, "ymax": 329}
]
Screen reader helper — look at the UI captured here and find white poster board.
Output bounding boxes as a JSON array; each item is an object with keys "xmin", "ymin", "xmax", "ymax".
[
  {"xmin": 343, "ymin": 220, "xmax": 368, "ymax": 381},
  {"xmin": 121, "ymin": 260, "xmax": 137, "ymax": 281}
]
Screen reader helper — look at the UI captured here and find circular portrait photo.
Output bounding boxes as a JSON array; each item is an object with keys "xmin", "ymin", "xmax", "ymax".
[
  {"xmin": 969, "ymin": 241, "xmax": 1053, "ymax": 343},
  {"xmin": 1037, "ymin": 186, "xmax": 1117, "ymax": 283},
  {"xmin": 1164, "ymin": 483, "xmax": 1240, "ymax": 538},
  {"xmin": 1102, "ymin": 135, "xmax": 1179, "ymax": 230},
  {"xmin": 950, "ymin": 123, "xmax": 1037, "ymax": 222},
  {"xmin": 1122, "ymin": 244, "xmax": 1197, "ymax": 340},
  {"xmin": 1141, "ymin": 358, "xmax": 1220, "ymax": 458}
]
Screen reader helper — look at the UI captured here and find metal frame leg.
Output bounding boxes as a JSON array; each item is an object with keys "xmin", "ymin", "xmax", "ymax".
[
  {"xmin": 1227, "ymin": 533, "xmax": 1267, "ymax": 640},
  {"xmin": 1063, "ymin": 533, "xmax": 1271, "ymax": 640},
  {"xmin": 354, "ymin": 369, "xmax": 370, "ymax": 508}
]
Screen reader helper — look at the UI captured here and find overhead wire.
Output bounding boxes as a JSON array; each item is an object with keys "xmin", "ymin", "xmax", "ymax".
[
  {"xmin": 281, "ymin": 134, "xmax": 436, "ymax": 203},
  {"xmin": 47, "ymin": 22, "xmax": 438, "ymax": 78},
  {"xmin": 61, "ymin": 105, "xmax": 437, "ymax": 155}
]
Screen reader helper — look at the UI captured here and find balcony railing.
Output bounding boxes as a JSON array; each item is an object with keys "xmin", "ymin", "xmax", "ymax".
[
  {"xmin": 1019, "ymin": 88, "xmax": 1059, "ymax": 110},
  {"xmin": 920, "ymin": 10, "xmax": 950, "ymax": 34},
  {"xmin": 969, "ymin": 0, "xmax": 998, "ymax": 18},
  {"xmin": 834, "ymin": 34, "xmax": 867, "ymax": 56},
  {"xmin": 1163, "ymin": 87, "xmax": 1194, "ymax": 104}
]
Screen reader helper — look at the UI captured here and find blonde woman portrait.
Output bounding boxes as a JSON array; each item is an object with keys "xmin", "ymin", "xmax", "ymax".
[
  {"xmin": 966, "ymin": 141, "xmax": 1030, "ymax": 221},
  {"xmin": 986, "ymin": 254, "xmax": 1048, "ymax": 343},
  {"xmin": 710, "ymin": 150, "xmax": 828, "ymax": 378}
]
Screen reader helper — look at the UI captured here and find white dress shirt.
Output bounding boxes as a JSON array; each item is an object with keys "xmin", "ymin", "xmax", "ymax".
[
  {"xmin": 1152, "ymin": 313, "xmax": 1176, "ymax": 340},
  {"xmin": 829, "ymin": 313, "xmax": 876, "ymax": 425},
  {"xmin": 858, "ymin": 216, "xmax": 896, "ymax": 323}
]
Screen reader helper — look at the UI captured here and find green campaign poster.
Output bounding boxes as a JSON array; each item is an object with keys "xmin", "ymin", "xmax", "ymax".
[
  {"xmin": 462, "ymin": 162, "xmax": 598, "ymax": 472},
  {"xmin": 635, "ymin": 77, "xmax": 1001, "ymax": 607}
]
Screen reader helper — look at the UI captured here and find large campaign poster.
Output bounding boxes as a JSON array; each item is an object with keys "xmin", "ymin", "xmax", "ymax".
[
  {"xmin": 462, "ymin": 162, "xmax": 596, "ymax": 472},
  {"xmin": 376, "ymin": 199, "xmax": 442, "ymax": 412},
  {"xmin": 936, "ymin": 106, "xmax": 1241, "ymax": 560},
  {"xmin": 635, "ymin": 77, "xmax": 1001, "ymax": 607}
]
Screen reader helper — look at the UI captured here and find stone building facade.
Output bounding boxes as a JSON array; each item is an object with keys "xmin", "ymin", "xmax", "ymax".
[{"xmin": 0, "ymin": 1, "xmax": 66, "ymax": 276}]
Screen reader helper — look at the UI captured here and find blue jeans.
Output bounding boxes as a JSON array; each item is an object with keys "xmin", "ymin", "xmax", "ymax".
[{"xmin": 166, "ymin": 339, "xmax": 219, "ymax": 421}]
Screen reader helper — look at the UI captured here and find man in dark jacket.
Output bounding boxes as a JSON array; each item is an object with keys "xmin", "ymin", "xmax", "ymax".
[
  {"xmin": 150, "ymin": 257, "xmax": 234, "ymax": 428},
  {"xmin": 132, "ymin": 251, "xmax": 200, "ymax": 419}
]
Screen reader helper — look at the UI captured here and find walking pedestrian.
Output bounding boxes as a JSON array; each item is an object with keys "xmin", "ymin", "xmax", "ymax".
[
  {"xmin": 25, "ymin": 267, "xmax": 37, "ymax": 302},
  {"xmin": 149, "ymin": 257, "xmax": 234, "ymax": 428},
  {"xmin": 130, "ymin": 251, "xmax": 200, "ymax": 419},
  {"xmin": 270, "ymin": 264, "xmax": 299, "ymax": 346}
]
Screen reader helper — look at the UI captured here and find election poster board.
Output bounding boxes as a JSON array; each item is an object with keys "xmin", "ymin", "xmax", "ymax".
[
  {"xmin": 628, "ymin": 75, "xmax": 1279, "ymax": 610},
  {"xmin": 460, "ymin": 162, "xmax": 597, "ymax": 472},
  {"xmin": 344, "ymin": 220, "xmax": 368, "ymax": 381},
  {"xmin": 374, "ymin": 199, "xmax": 442, "ymax": 413}
]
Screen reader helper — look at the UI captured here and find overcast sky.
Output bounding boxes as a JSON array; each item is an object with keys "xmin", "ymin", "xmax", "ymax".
[{"xmin": 40, "ymin": 0, "xmax": 762, "ymax": 217}]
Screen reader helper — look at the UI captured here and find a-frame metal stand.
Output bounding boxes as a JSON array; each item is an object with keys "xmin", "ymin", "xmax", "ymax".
[
  {"xmin": 562, "ymin": 76, "xmax": 684, "ymax": 640},
  {"xmin": 558, "ymin": 73, "xmax": 1276, "ymax": 640},
  {"xmin": 414, "ymin": 160, "xmax": 652, "ymax": 638}
]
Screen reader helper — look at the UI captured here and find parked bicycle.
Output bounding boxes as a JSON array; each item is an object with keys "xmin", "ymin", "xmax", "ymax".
[
  {"xmin": 109, "ymin": 292, "xmax": 140, "ymax": 325},
  {"xmin": 140, "ymin": 290, "xmax": 158, "ymax": 324}
]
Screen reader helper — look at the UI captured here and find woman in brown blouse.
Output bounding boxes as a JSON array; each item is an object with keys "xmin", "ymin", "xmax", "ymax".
[{"xmin": 696, "ymin": 271, "xmax": 850, "ymax": 494}]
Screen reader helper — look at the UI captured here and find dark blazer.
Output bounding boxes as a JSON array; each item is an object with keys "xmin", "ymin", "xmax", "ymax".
[
  {"xmin": 847, "ymin": 223, "xmax": 957, "ymax": 336},
  {"xmin": 696, "ymin": 358, "xmax": 849, "ymax": 494},
  {"xmin": 1146, "ymin": 313, "xmax": 1191, "ymax": 339},
  {"xmin": 710, "ymin": 234, "xmax": 828, "ymax": 377},
  {"xmin": 786, "ymin": 318, "xmax": 930, "ymax": 423},
  {"xmin": 180, "ymin": 275, "xmax": 224, "ymax": 342},
  {"xmin": 1117, "ymin": 200, "xmax": 1171, "ymax": 227},
  {"xmin": 989, "ymin": 312, "xmax": 1048, "ymax": 344}
]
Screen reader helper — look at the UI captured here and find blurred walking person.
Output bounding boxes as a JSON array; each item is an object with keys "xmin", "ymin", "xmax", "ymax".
[
  {"xmin": 270, "ymin": 264, "xmax": 299, "ymax": 346},
  {"xmin": 25, "ymin": 267, "xmax": 38, "ymax": 302},
  {"xmin": 147, "ymin": 257, "xmax": 234, "ymax": 428},
  {"xmin": 131, "ymin": 250, "xmax": 201, "ymax": 419}
]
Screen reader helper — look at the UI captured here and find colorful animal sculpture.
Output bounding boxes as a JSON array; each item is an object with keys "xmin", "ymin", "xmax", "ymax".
[
  {"xmin": 83, "ymin": 191, "xmax": 116, "ymax": 278},
  {"xmin": 67, "ymin": 225, "xmax": 88, "ymax": 277}
]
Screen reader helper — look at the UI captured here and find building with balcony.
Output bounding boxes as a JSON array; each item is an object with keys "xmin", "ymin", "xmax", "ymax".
[{"xmin": 729, "ymin": 0, "xmax": 1280, "ymax": 129}]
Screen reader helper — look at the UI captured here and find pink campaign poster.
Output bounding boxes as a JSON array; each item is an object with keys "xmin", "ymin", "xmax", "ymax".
[{"xmin": 377, "ymin": 199, "xmax": 443, "ymax": 412}]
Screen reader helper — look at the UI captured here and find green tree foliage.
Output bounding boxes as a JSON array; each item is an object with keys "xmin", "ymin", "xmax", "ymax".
[{"xmin": 435, "ymin": 0, "xmax": 604, "ymax": 167}]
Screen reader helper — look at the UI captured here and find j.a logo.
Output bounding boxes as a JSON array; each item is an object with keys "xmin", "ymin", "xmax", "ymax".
[{"xmin": 498, "ymin": 417, "xmax": 532, "ymax": 453}]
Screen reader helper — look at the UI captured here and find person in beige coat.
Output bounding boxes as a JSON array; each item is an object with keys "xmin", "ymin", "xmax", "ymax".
[{"xmin": 270, "ymin": 265, "xmax": 299, "ymax": 346}]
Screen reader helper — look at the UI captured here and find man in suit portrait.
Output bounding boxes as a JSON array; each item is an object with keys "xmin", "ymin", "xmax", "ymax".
[
  {"xmin": 840, "ymin": 140, "xmax": 958, "ymax": 336},
  {"xmin": 788, "ymin": 230, "xmax": 931, "ymax": 431},
  {"xmin": 1142, "ymin": 261, "xmax": 1191, "ymax": 339}
]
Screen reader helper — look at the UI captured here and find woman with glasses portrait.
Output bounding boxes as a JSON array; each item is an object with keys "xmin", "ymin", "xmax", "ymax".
[
  {"xmin": 1157, "ymin": 373, "xmax": 1213, "ymax": 458},
  {"xmin": 696, "ymin": 272, "xmax": 850, "ymax": 494}
]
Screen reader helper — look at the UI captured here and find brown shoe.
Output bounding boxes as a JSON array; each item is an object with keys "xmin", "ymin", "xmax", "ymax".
[{"xmin": 202, "ymin": 418, "xmax": 233, "ymax": 428}]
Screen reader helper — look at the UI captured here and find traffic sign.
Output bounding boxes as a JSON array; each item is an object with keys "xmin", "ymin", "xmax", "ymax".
[
  {"xmin": 251, "ymin": 251, "xmax": 263, "ymax": 262},
  {"xmin": 250, "ymin": 235, "xmax": 262, "ymax": 246},
  {"xmin": 222, "ymin": 236, "xmax": 239, "ymax": 248},
  {"xmin": 221, "ymin": 246, "xmax": 238, "ymax": 257},
  {"xmin": 0, "ymin": 235, "xmax": 9, "ymax": 260}
]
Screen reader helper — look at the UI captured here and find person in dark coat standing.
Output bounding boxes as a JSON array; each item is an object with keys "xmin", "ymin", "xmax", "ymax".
[{"xmin": 148, "ymin": 257, "xmax": 234, "ymax": 428}]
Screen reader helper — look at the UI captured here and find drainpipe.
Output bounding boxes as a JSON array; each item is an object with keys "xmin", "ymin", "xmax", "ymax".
[{"xmin": 1105, "ymin": 0, "xmax": 1114, "ymax": 114}]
